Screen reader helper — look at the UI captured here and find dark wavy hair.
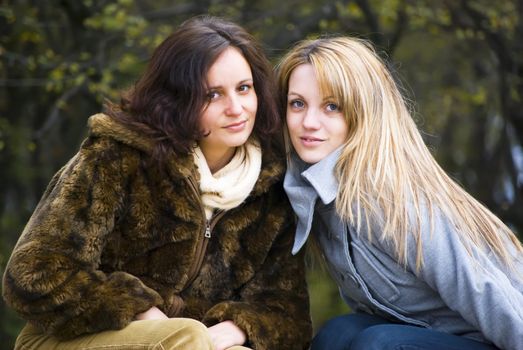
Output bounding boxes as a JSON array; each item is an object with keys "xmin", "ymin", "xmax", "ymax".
[{"xmin": 104, "ymin": 16, "xmax": 280, "ymax": 161}]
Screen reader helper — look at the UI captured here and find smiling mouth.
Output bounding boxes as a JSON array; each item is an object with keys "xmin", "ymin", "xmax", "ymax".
[
  {"xmin": 223, "ymin": 120, "xmax": 248, "ymax": 132},
  {"xmin": 225, "ymin": 120, "xmax": 246, "ymax": 128},
  {"xmin": 300, "ymin": 136, "xmax": 324, "ymax": 142}
]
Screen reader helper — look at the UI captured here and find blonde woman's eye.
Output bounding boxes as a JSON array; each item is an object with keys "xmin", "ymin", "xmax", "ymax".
[
  {"xmin": 326, "ymin": 103, "xmax": 339, "ymax": 112},
  {"xmin": 290, "ymin": 100, "xmax": 305, "ymax": 109}
]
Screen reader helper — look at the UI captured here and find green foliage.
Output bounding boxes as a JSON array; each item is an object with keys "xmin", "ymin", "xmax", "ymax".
[
  {"xmin": 1, "ymin": 0, "xmax": 522, "ymax": 344},
  {"xmin": 307, "ymin": 263, "xmax": 351, "ymax": 331}
]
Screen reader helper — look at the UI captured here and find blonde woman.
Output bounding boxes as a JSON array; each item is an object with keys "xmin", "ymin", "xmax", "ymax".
[{"xmin": 277, "ymin": 36, "xmax": 523, "ymax": 350}]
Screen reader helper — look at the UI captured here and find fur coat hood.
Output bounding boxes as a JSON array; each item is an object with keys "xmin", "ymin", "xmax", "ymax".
[{"xmin": 3, "ymin": 113, "xmax": 312, "ymax": 349}]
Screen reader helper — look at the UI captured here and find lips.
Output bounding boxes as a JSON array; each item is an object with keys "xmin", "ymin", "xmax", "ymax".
[
  {"xmin": 300, "ymin": 136, "xmax": 324, "ymax": 142},
  {"xmin": 224, "ymin": 120, "xmax": 247, "ymax": 128},
  {"xmin": 297, "ymin": 135, "xmax": 325, "ymax": 148},
  {"xmin": 223, "ymin": 119, "xmax": 248, "ymax": 132}
]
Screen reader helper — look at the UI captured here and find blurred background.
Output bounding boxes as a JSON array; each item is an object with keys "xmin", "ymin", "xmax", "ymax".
[{"xmin": 1, "ymin": 0, "xmax": 522, "ymax": 347}]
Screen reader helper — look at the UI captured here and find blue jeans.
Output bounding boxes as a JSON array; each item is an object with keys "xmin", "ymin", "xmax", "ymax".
[{"xmin": 311, "ymin": 313, "xmax": 499, "ymax": 350}]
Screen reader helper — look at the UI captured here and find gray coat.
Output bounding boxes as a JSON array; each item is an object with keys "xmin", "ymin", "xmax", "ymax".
[{"xmin": 285, "ymin": 148, "xmax": 523, "ymax": 350}]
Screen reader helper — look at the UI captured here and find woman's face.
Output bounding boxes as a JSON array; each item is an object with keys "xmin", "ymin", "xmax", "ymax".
[
  {"xmin": 286, "ymin": 64, "xmax": 348, "ymax": 164},
  {"xmin": 198, "ymin": 47, "xmax": 257, "ymax": 166}
]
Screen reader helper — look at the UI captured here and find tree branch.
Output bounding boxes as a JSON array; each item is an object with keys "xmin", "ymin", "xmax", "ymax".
[
  {"xmin": 389, "ymin": 0, "xmax": 408, "ymax": 54},
  {"xmin": 355, "ymin": 0, "xmax": 382, "ymax": 45},
  {"xmin": 34, "ymin": 84, "xmax": 84, "ymax": 140}
]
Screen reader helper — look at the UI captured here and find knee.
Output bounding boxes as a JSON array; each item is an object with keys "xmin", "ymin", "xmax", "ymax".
[
  {"xmin": 350, "ymin": 325, "xmax": 396, "ymax": 350},
  {"xmin": 311, "ymin": 315, "xmax": 355, "ymax": 350},
  {"xmin": 159, "ymin": 318, "xmax": 213, "ymax": 350},
  {"xmin": 177, "ymin": 318, "xmax": 209, "ymax": 335},
  {"xmin": 316, "ymin": 314, "xmax": 359, "ymax": 336},
  {"xmin": 313, "ymin": 313, "xmax": 390, "ymax": 350},
  {"xmin": 313, "ymin": 315, "xmax": 347, "ymax": 338}
]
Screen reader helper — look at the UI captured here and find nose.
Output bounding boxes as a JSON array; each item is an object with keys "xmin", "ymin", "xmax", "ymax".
[
  {"xmin": 302, "ymin": 109, "xmax": 321, "ymax": 129},
  {"xmin": 225, "ymin": 95, "xmax": 242, "ymax": 116}
]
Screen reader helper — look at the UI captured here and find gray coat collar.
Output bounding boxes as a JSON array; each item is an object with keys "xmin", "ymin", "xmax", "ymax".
[{"xmin": 284, "ymin": 147, "xmax": 342, "ymax": 254}]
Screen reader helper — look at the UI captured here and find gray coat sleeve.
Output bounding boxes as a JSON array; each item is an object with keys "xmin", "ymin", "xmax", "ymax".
[{"xmin": 407, "ymin": 207, "xmax": 523, "ymax": 350}]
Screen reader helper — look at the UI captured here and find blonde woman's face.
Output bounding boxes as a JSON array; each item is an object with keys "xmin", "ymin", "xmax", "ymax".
[{"xmin": 286, "ymin": 64, "xmax": 348, "ymax": 164}]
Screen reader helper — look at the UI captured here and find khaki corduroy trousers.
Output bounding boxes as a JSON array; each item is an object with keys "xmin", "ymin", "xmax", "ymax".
[{"xmin": 15, "ymin": 318, "xmax": 251, "ymax": 350}]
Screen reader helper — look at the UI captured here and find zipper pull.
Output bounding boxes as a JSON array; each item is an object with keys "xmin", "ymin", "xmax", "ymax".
[{"xmin": 204, "ymin": 222, "xmax": 211, "ymax": 238}]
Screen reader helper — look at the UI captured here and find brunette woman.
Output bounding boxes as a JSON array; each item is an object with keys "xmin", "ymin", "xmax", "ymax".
[{"xmin": 3, "ymin": 16, "xmax": 311, "ymax": 350}]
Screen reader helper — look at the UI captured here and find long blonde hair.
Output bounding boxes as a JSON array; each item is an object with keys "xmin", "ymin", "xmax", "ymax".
[{"xmin": 277, "ymin": 37, "xmax": 522, "ymax": 270}]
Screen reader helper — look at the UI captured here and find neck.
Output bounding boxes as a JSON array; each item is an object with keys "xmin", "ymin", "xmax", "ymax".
[{"xmin": 199, "ymin": 146, "xmax": 237, "ymax": 174}]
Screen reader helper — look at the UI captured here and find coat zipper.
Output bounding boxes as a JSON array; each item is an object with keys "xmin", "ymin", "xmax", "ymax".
[{"xmin": 184, "ymin": 177, "xmax": 226, "ymax": 289}]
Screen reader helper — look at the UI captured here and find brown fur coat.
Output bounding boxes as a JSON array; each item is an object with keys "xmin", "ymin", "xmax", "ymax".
[{"xmin": 3, "ymin": 113, "xmax": 312, "ymax": 349}]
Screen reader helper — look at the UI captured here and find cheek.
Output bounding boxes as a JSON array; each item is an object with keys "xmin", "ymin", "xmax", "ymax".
[
  {"xmin": 335, "ymin": 121, "xmax": 349, "ymax": 142},
  {"xmin": 286, "ymin": 108, "xmax": 300, "ymax": 127},
  {"xmin": 286, "ymin": 115, "xmax": 300, "ymax": 135},
  {"xmin": 247, "ymin": 98, "xmax": 258, "ymax": 119},
  {"xmin": 199, "ymin": 108, "xmax": 216, "ymax": 130}
]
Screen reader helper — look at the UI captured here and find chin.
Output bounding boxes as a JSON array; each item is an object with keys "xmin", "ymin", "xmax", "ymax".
[
  {"xmin": 228, "ymin": 135, "xmax": 251, "ymax": 148},
  {"xmin": 296, "ymin": 151, "xmax": 322, "ymax": 164}
]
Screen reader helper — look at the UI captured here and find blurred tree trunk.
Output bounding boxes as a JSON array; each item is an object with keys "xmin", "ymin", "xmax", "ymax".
[{"xmin": 441, "ymin": 0, "xmax": 523, "ymax": 231}]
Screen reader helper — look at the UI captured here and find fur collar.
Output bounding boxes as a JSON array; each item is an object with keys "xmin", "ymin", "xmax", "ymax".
[
  {"xmin": 88, "ymin": 113, "xmax": 153, "ymax": 153},
  {"xmin": 87, "ymin": 113, "xmax": 285, "ymax": 197}
]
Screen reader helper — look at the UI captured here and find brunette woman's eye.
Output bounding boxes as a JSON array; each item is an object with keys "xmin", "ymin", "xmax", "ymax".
[
  {"xmin": 207, "ymin": 90, "xmax": 220, "ymax": 100},
  {"xmin": 238, "ymin": 84, "xmax": 252, "ymax": 93}
]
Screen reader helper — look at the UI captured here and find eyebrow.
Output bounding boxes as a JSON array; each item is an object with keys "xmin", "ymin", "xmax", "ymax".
[
  {"xmin": 207, "ymin": 78, "xmax": 253, "ymax": 90},
  {"xmin": 288, "ymin": 92, "xmax": 336, "ymax": 104}
]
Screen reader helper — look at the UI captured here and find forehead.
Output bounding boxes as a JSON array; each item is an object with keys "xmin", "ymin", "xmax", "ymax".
[
  {"xmin": 207, "ymin": 47, "xmax": 252, "ymax": 85},
  {"xmin": 288, "ymin": 63, "xmax": 338, "ymax": 101},
  {"xmin": 288, "ymin": 64, "xmax": 318, "ymax": 93}
]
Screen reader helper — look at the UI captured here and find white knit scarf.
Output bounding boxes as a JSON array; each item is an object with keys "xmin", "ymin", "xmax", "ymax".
[{"xmin": 193, "ymin": 141, "xmax": 262, "ymax": 219}]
